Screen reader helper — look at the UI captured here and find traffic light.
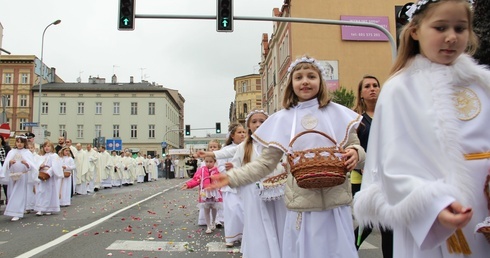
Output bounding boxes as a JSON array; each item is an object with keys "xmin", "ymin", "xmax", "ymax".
[
  {"xmin": 118, "ymin": 0, "xmax": 135, "ymax": 30},
  {"xmin": 185, "ymin": 125, "xmax": 191, "ymax": 136},
  {"xmin": 215, "ymin": 122, "xmax": 221, "ymax": 134},
  {"xmin": 217, "ymin": 0, "xmax": 233, "ymax": 32}
]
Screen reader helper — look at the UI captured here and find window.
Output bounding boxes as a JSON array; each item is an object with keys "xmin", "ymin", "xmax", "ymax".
[
  {"xmin": 2, "ymin": 95, "xmax": 11, "ymax": 107},
  {"xmin": 78, "ymin": 102, "xmax": 84, "ymax": 114},
  {"xmin": 130, "ymin": 124, "xmax": 137, "ymax": 138},
  {"xmin": 77, "ymin": 125, "xmax": 84, "ymax": 138},
  {"xmin": 131, "ymin": 102, "xmax": 138, "ymax": 115},
  {"xmin": 21, "ymin": 73, "xmax": 29, "ymax": 84},
  {"xmin": 95, "ymin": 102, "xmax": 102, "ymax": 114},
  {"xmin": 20, "ymin": 118, "xmax": 27, "ymax": 131},
  {"xmin": 242, "ymin": 81, "xmax": 248, "ymax": 92},
  {"xmin": 113, "ymin": 102, "xmax": 120, "ymax": 114},
  {"xmin": 243, "ymin": 103, "xmax": 248, "ymax": 115},
  {"xmin": 148, "ymin": 102, "xmax": 155, "ymax": 115},
  {"xmin": 42, "ymin": 102, "xmax": 48, "ymax": 114},
  {"xmin": 59, "ymin": 102, "xmax": 66, "ymax": 114},
  {"xmin": 59, "ymin": 125, "xmax": 66, "ymax": 137},
  {"xmin": 95, "ymin": 124, "xmax": 101, "ymax": 137},
  {"xmin": 3, "ymin": 73, "xmax": 12, "ymax": 84},
  {"xmin": 149, "ymin": 124, "xmax": 155, "ymax": 138},
  {"xmin": 19, "ymin": 95, "xmax": 28, "ymax": 107},
  {"xmin": 113, "ymin": 125, "xmax": 120, "ymax": 138}
]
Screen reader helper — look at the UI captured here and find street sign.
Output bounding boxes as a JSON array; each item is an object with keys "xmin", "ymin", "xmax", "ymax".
[
  {"xmin": 106, "ymin": 138, "xmax": 123, "ymax": 151},
  {"xmin": 0, "ymin": 123, "xmax": 10, "ymax": 139},
  {"xmin": 161, "ymin": 141, "xmax": 167, "ymax": 148},
  {"xmin": 23, "ymin": 122, "xmax": 39, "ymax": 127}
]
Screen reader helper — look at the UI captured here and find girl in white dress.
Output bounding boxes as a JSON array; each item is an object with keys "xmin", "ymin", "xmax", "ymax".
[
  {"xmin": 0, "ymin": 136, "xmax": 36, "ymax": 221},
  {"xmin": 354, "ymin": 1, "xmax": 490, "ymax": 257},
  {"xmin": 35, "ymin": 141, "xmax": 62, "ymax": 216},
  {"xmin": 208, "ymin": 56, "xmax": 364, "ymax": 258},
  {"xmin": 59, "ymin": 147, "xmax": 75, "ymax": 207},
  {"xmin": 231, "ymin": 110, "xmax": 288, "ymax": 258},
  {"xmin": 26, "ymin": 142, "xmax": 42, "ymax": 213}
]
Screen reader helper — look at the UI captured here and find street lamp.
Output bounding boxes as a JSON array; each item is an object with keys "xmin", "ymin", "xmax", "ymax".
[{"xmin": 37, "ymin": 19, "xmax": 61, "ymax": 126}]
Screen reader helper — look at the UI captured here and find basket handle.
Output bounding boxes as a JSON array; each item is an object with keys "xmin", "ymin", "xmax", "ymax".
[{"xmin": 289, "ymin": 130, "xmax": 338, "ymax": 148}]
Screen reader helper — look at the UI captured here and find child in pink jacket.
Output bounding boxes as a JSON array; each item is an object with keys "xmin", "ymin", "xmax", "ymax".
[{"xmin": 182, "ymin": 156, "xmax": 222, "ymax": 233}]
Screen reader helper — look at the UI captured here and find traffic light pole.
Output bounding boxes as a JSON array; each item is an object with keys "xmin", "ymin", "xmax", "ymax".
[{"xmin": 135, "ymin": 14, "xmax": 397, "ymax": 61}]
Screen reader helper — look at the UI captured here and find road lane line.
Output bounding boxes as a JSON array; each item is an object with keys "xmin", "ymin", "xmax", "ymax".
[{"xmin": 16, "ymin": 184, "xmax": 180, "ymax": 258}]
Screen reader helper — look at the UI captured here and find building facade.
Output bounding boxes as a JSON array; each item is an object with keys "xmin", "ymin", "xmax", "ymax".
[
  {"xmin": 31, "ymin": 76, "xmax": 184, "ymax": 156},
  {"xmin": 0, "ymin": 55, "xmax": 63, "ymax": 144},
  {"xmin": 261, "ymin": 0, "xmax": 407, "ymax": 112},
  {"xmin": 231, "ymin": 74, "xmax": 262, "ymax": 125}
]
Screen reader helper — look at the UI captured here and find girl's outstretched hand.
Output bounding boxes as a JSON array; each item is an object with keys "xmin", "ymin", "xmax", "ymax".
[
  {"xmin": 437, "ymin": 201, "xmax": 473, "ymax": 229},
  {"xmin": 181, "ymin": 184, "xmax": 189, "ymax": 190},
  {"xmin": 194, "ymin": 150, "xmax": 206, "ymax": 158},
  {"xmin": 206, "ymin": 174, "xmax": 230, "ymax": 190}
]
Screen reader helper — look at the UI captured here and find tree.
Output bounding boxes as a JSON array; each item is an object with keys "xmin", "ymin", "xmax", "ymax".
[
  {"xmin": 330, "ymin": 87, "xmax": 355, "ymax": 109},
  {"xmin": 473, "ymin": 0, "xmax": 490, "ymax": 65}
]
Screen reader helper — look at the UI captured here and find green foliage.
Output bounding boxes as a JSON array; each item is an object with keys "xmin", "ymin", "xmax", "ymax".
[
  {"xmin": 474, "ymin": 0, "xmax": 490, "ymax": 65},
  {"xmin": 330, "ymin": 87, "xmax": 355, "ymax": 109}
]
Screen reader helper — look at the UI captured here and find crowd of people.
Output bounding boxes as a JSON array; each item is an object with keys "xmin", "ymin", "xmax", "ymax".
[{"xmin": 0, "ymin": 134, "xmax": 164, "ymax": 222}]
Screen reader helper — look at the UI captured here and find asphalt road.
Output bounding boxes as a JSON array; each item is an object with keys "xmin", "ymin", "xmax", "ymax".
[{"xmin": 0, "ymin": 179, "xmax": 383, "ymax": 258}]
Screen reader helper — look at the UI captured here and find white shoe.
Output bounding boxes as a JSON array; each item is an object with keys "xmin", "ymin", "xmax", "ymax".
[
  {"xmin": 210, "ymin": 222, "xmax": 216, "ymax": 230},
  {"xmin": 205, "ymin": 228, "xmax": 212, "ymax": 234},
  {"xmin": 225, "ymin": 242, "xmax": 234, "ymax": 247},
  {"xmin": 36, "ymin": 211, "xmax": 43, "ymax": 216},
  {"xmin": 45, "ymin": 212, "xmax": 52, "ymax": 216},
  {"xmin": 11, "ymin": 217, "xmax": 20, "ymax": 221}
]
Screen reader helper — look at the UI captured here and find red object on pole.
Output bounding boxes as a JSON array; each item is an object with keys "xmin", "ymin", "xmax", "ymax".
[{"xmin": 0, "ymin": 123, "xmax": 10, "ymax": 139}]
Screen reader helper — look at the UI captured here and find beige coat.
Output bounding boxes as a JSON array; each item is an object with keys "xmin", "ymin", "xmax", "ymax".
[{"xmin": 228, "ymin": 131, "xmax": 364, "ymax": 212}]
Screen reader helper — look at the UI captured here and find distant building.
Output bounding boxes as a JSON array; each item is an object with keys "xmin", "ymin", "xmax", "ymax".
[
  {"xmin": 230, "ymin": 73, "xmax": 262, "ymax": 125},
  {"xmin": 0, "ymin": 55, "xmax": 64, "ymax": 145},
  {"xmin": 31, "ymin": 75, "xmax": 184, "ymax": 157},
  {"xmin": 261, "ymin": 0, "xmax": 407, "ymax": 113},
  {"xmin": 183, "ymin": 134, "xmax": 226, "ymax": 153}
]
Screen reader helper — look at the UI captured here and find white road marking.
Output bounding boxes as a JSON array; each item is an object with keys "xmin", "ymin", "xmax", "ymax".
[
  {"xmin": 15, "ymin": 185, "xmax": 180, "ymax": 258},
  {"xmin": 106, "ymin": 240, "xmax": 188, "ymax": 251}
]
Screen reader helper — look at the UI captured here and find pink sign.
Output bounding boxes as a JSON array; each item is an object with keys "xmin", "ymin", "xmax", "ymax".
[{"xmin": 341, "ymin": 15, "xmax": 390, "ymax": 41}]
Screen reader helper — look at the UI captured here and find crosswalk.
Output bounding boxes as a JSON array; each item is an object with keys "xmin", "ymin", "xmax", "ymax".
[{"xmin": 105, "ymin": 240, "xmax": 378, "ymax": 252}]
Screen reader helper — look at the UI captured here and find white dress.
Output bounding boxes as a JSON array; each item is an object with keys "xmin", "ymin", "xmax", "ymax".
[
  {"xmin": 226, "ymin": 98, "xmax": 362, "ymax": 258},
  {"xmin": 232, "ymin": 141, "xmax": 287, "ymax": 258},
  {"xmin": 35, "ymin": 153, "xmax": 62, "ymax": 213},
  {"xmin": 354, "ymin": 54, "xmax": 490, "ymax": 257},
  {"xmin": 0, "ymin": 148, "xmax": 36, "ymax": 218},
  {"xmin": 60, "ymin": 156, "xmax": 75, "ymax": 206},
  {"xmin": 218, "ymin": 143, "xmax": 244, "ymax": 243}
]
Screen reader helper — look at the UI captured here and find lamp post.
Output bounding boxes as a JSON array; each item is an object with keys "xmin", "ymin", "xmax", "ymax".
[{"xmin": 37, "ymin": 19, "xmax": 61, "ymax": 125}]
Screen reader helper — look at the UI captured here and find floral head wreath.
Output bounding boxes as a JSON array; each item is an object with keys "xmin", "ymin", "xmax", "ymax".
[
  {"xmin": 245, "ymin": 110, "xmax": 269, "ymax": 125},
  {"xmin": 406, "ymin": 0, "xmax": 474, "ymax": 21},
  {"xmin": 287, "ymin": 56, "xmax": 328, "ymax": 82}
]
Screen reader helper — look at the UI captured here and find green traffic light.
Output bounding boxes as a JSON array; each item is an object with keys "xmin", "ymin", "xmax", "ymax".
[
  {"xmin": 221, "ymin": 18, "xmax": 229, "ymax": 27},
  {"xmin": 123, "ymin": 17, "xmax": 130, "ymax": 26}
]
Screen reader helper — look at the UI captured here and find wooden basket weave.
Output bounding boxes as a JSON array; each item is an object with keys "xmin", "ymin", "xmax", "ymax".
[
  {"xmin": 38, "ymin": 171, "xmax": 50, "ymax": 181},
  {"xmin": 477, "ymin": 175, "xmax": 490, "ymax": 244},
  {"xmin": 287, "ymin": 130, "xmax": 347, "ymax": 189},
  {"xmin": 63, "ymin": 171, "xmax": 71, "ymax": 178}
]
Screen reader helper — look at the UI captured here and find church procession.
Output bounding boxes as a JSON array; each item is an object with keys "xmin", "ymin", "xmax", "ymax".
[{"xmin": 0, "ymin": 133, "xmax": 164, "ymax": 222}]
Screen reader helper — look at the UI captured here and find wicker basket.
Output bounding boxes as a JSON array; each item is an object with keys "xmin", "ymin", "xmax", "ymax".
[
  {"xmin": 477, "ymin": 226, "xmax": 490, "ymax": 244},
  {"xmin": 38, "ymin": 171, "xmax": 50, "ymax": 181},
  {"xmin": 287, "ymin": 130, "xmax": 347, "ymax": 189},
  {"xmin": 9, "ymin": 172, "xmax": 24, "ymax": 181},
  {"xmin": 63, "ymin": 171, "xmax": 71, "ymax": 178}
]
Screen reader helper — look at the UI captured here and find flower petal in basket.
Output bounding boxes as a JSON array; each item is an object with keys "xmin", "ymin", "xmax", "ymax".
[{"xmin": 475, "ymin": 216, "xmax": 490, "ymax": 244}]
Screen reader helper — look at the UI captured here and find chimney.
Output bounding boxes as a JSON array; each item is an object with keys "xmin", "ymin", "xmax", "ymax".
[
  {"xmin": 130, "ymin": 76, "xmax": 134, "ymax": 84},
  {"xmin": 111, "ymin": 74, "xmax": 117, "ymax": 84}
]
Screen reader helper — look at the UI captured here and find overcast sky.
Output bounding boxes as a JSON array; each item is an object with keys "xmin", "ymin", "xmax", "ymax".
[{"xmin": 0, "ymin": 0, "xmax": 283, "ymax": 137}]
